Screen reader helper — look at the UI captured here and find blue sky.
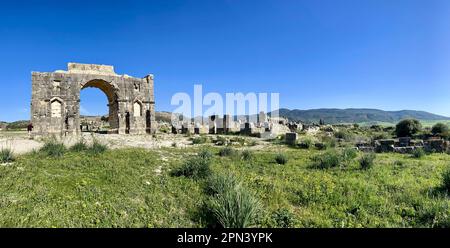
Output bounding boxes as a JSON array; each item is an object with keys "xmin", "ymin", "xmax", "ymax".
[{"xmin": 0, "ymin": 0, "xmax": 449, "ymax": 121}]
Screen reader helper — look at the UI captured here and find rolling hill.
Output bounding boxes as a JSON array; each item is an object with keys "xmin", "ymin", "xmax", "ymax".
[{"xmin": 275, "ymin": 108, "xmax": 450, "ymax": 124}]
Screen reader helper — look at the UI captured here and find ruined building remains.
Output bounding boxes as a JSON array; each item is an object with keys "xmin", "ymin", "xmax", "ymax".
[{"xmin": 31, "ymin": 63, "xmax": 156, "ymax": 136}]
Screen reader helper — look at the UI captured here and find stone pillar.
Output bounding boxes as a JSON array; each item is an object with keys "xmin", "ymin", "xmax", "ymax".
[{"xmin": 285, "ymin": 132, "xmax": 298, "ymax": 145}]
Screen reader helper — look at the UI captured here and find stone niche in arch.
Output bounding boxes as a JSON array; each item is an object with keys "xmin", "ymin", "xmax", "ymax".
[
  {"xmin": 30, "ymin": 63, "xmax": 156, "ymax": 136},
  {"xmin": 50, "ymin": 97, "xmax": 63, "ymax": 118},
  {"xmin": 133, "ymin": 100, "xmax": 143, "ymax": 117}
]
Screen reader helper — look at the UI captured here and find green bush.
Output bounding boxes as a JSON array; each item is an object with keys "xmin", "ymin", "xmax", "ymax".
[
  {"xmin": 70, "ymin": 140, "xmax": 88, "ymax": 152},
  {"xmin": 40, "ymin": 139, "xmax": 66, "ymax": 157},
  {"xmin": 395, "ymin": 119, "xmax": 422, "ymax": 137},
  {"xmin": 271, "ymin": 208, "xmax": 296, "ymax": 228},
  {"xmin": 412, "ymin": 148, "xmax": 425, "ymax": 159},
  {"xmin": 359, "ymin": 153, "xmax": 376, "ymax": 170},
  {"xmin": 192, "ymin": 136, "xmax": 209, "ymax": 144},
  {"xmin": 206, "ymin": 174, "xmax": 260, "ymax": 228},
  {"xmin": 311, "ymin": 149, "xmax": 341, "ymax": 169},
  {"xmin": 172, "ymin": 155, "xmax": 212, "ymax": 180},
  {"xmin": 0, "ymin": 148, "xmax": 14, "ymax": 163},
  {"xmin": 431, "ymin": 123, "xmax": 449, "ymax": 137},
  {"xmin": 88, "ymin": 140, "xmax": 108, "ymax": 154},
  {"xmin": 275, "ymin": 153, "xmax": 288, "ymax": 165},
  {"xmin": 443, "ymin": 169, "xmax": 450, "ymax": 193},
  {"xmin": 219, "ymin": 147, "xmax": 236, "ymax": 157},
  {"xmin": 334, "ymin": 130, "xmax": 352, "ymax": 141},
  {"xmin": 241, "ymin": 150, "xmax": 254, "ymax": 161}
]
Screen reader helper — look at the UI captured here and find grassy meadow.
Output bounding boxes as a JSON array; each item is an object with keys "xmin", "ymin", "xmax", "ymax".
[{"xmin": 1, "ymin": 138, "xmax": 449, "ymax": 228}]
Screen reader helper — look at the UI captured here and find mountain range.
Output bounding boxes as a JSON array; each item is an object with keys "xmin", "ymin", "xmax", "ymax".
[{"xmin": 275, "ymin": 108, "xmax": 450, "ymax": 124}]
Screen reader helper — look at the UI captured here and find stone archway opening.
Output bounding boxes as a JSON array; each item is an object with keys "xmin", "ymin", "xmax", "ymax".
[{"xmin": 80, "ymin": 79, "xmax": 119, "ymax": 134}]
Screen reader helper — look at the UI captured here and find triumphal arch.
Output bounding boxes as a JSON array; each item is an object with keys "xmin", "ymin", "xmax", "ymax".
[{"xmin": 31, "ymin": 63, "xmax": 156, "ymax": 136}]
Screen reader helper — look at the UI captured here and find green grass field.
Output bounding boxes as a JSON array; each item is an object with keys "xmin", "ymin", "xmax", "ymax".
[{"xmin": 1, "ymin": 144, "xmax": 449, "ymax": 227}]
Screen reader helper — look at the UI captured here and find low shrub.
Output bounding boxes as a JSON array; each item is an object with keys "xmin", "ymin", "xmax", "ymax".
[
  {"xmin": 192, "ymin": 136, "xmax": 209, "ymax": 144},
  {"xmin": 359, "ymin": 153, "xmax": 376, "ymax": 170},
  {"xmin": 275, "ymin": 153, "xmax": 288, "ymax": 165},
  {"xmin": 0, "ymin": 148, "xmax": 14, "ymax": 163},
  {"xmin": 271, "ymin": 208, "xmax": 296, "ymax": 228},
  {"xmin": 40, "ymin": 139, "xmax": 66, "ymax": 157},
  {"xmin": 334, "ymin": 130, "xmax": 352, "ymax": 141},
  {"xmin": 219, "ymin": 147, "xmax": 236, "ymax": 157}
]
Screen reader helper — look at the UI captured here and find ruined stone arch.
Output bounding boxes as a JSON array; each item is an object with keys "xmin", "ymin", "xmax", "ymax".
[
  {"xmin": 31, "ymin": 63, "xmax": 156, "ymax": 136},
  {"xmin": 80, "ymin": 79, "xmax": 120, "ymax": 131}
]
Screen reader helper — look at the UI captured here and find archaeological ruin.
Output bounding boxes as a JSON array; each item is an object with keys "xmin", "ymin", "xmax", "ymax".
[{"xmin": 30, "ymin": 63, "xmax": 156, "ymax": 136}]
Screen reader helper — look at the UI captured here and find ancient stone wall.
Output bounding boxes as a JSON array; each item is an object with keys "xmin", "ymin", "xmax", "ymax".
[{"xmin": 31, "ymin": 63, "xmax": 156, "ymax": 136}]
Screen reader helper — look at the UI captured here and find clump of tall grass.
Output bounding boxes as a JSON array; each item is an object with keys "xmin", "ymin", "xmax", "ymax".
[
  {"xmin": 198, "ymin": 149, "xmax": 213, "ymax": 161},
  {"xmin": 311, "ymin": 149, "xmax": 341, "ymax": 169},
  {"xmin": 359, "ymin": 153, "xmax": 376, "ymax": 170},
  {"xmin": 298, "ymin": 138, "xmax": 313, "ymax": 149},
  {"xmin": 241, "ymin": 150, "xmax": 254, "ymax": 161},
  {"xmin": 342, "ymin": 148, "xmax": 358, "ymax": 163},
  {"xmin": 87, "ymin": 139, "xmax": 108, "ymax": 154},
  {"xmin": 70, "ymin": 139, "xmax": 88, "ymax": 152},
  {"xmin": 205, "ymin": 173, "xmax": 260, "ymax": 228},
  {"xmin": 412, "ymin": 148, "xmax": 425, "ymax": 159},
  {"xmin": 219, "ymin": 147, "xmax": 236, "ymax": 157},
  {"xmin": 443, "ymin": 168, "xmax": 450, "ymax": 193},
  {"xmin": 275, "ymin": 153, "xmax": 288, "ymax": 165},
  {"xmin": 0, "ymin": 147, "xmax": 14, "ymax": 163},
  {"xmin": 311, "ymin": 148, "xmax": 359, "ymax": 169},
  {"xmin": 40, "ymin": 139, "xmax": 66, "ymax": 157},
  {"xmin": 172, "ymin": 152, "xmax": 212, "ymax": 180}
]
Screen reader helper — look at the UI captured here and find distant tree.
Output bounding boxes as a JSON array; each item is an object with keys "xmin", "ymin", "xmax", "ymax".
[
  {"xmin": 319, "ymin": 119, "xmax": 325, "ymax": 125},
  {"xmin": 431, "ymin": 123, "xmax": 449, "ymax": 137},
  {"xmin": 395, "ymin": 119, "xmax": 422, "ymax": 137}
]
